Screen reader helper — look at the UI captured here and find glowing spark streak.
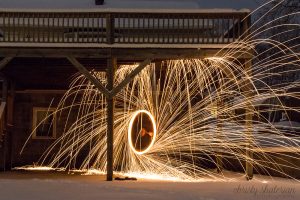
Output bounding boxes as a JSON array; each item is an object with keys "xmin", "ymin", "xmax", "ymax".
[
  {"xmin": 20, "ymin": 3, "xmax": 300, "ymax": 182},
  {"xmin": 128, "ymin": 110, "xmax": 157, "ymax": 155},
  {"xmin": 13, "ymin": 166, "xmax": 60, "ymax": 171}
]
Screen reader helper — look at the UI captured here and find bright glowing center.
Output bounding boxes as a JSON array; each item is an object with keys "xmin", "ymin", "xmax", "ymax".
[{"xmin": 128, "ymin": 110, "xmax": 157, "ymax": 155}]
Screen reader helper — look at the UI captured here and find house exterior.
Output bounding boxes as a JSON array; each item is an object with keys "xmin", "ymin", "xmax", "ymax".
[{"xmin": 0, "ymin": 0, "xmax": 253, "ymax": 180}]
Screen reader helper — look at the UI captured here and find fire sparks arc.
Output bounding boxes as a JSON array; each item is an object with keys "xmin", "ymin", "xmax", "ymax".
[{"xmin": 128, "ymin": 110, "xmax": 157, "ymax": 155}]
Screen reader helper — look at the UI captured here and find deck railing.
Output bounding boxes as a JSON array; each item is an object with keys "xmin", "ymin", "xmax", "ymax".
[{"xmin": 0, "ymin": 10, "xmax": 250, "ymax": 45}]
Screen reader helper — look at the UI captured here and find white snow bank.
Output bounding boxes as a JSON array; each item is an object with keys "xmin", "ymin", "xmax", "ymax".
[{"xmin": 0, "ymin": 172, "xmax": 298, "ymax": 200}]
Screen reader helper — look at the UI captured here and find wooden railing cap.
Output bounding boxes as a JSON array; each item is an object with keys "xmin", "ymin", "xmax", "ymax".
[{"xmin": 0, "ymin": 8, "xmax": 251, "ymax": 14}]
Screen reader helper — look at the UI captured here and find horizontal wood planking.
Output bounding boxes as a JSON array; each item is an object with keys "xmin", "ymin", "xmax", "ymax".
[{"xmin": 0, "ymin": 11, "xmax": 249, "ymax": 45}]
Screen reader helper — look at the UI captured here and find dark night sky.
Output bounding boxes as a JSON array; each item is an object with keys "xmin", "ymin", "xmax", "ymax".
[{"xmin": 0, "ymin": 0, "xmax": 265, "ymax": 10}]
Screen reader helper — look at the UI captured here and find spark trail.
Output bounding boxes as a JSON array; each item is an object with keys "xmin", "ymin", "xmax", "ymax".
[{"xmin": 22, "ymin": 0, "xmax": 300, "ymax": 181}]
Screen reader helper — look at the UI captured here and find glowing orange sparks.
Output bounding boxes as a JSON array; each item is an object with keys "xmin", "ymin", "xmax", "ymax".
[{"xmin": 128, "ymin": 110, "xmax": 157, "ymax": 155}]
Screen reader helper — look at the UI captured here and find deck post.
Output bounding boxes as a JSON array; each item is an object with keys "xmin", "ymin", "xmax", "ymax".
[
  {"xmin": 245, "ymin": 60, "xmax": 254, "ymax": 180},
  {"xmin": 242, "ymin": 15, "xmax": 254, "ymax": 180},
  {"xmin": 153, "ymin": 61, "xmax": 161, "ymax": 113},
  {"xmin": 106, "ymin": 57, "xmax": 116, "ymax": 181},
  {"xmin": 6, "ymin": 82, "xmax": 14, "ymax": 170},
  {"xmin": 216, "ymin": 100, "xmax": 223, "ymax": 173},
  {"xmin": 106, "ymin": 14, "xmax": 115, "ymax": 44}
]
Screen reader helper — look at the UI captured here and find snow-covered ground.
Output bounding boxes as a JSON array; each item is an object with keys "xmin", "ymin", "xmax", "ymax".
[{"xmin": 0, "ymin": 171, "xmax": 299, "ymax": 200}]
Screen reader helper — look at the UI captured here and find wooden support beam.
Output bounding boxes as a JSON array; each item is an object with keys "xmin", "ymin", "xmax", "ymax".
[
  {"xmin": 0, "ymin": 48, "xmax": 254, "ymax": 60},
  {"xmin": 0, "ymin": 57, "xmax": 13, "ymax": 70},
  {"xmin": 109, "ymin": 48, "xmax": 222, "ymax": 98},
  {"xmin": 5, "ymin": 82, "xmax": 14, "ymax": 171},
  {"xmin": 1, "ymin": 78, "xmax": 8, "ymax": 102},
  {"xmin": 152, "ymin": 61, "xmax": 161, "ymax": 114},
  {"xmin": 0, "ymin": 102, "xmax": 6, "ymax": 120},
  {"xmin": 242, "ymin": 14, "xmax": 254, "ymax": 180},
  {"xmin": 106, "ymin": 57, "xmax": 116, "ymax": 181},
  {"xmin": 245, "ymin": 109, "xmax": 254, "ymax": 180},
  {"xmin": 67, "ymin": 56, "xmax": 110, "ymax": 98},
  {"xmin": 110, "ymin": 59, "xmax": 152, "ymax": 97},
  {"xmin": 106, "ymin": 14, "xmax": 114, "ymax": 44},
  {"xmin": 216, "ymin": 100, "xmax": 223, "ymax": 173},
  {"xmin": 245, "ymin": 61, "xmax": 254, "ymax": 180},
  {"xmin": 217, "ymin": 59, "xmax": 254, "ymax": 179}
]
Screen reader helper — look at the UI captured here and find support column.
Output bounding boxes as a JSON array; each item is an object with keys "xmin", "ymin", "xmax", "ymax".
[
  {"xmin": 6, "ymin": 81, "xmax": 14, "ymax": 170},
  {"xmin": 245, "ymin": 61, "xmax": 254, "ymax": 180},
  {"xmin": 106, "ymin": 57, "xmax": 116, "ymax": 181},
  {"xmin": 3, "ymin": 81, "xmax": 14, "ymax": 171},
  {"xmin": 152, "ymin": 61, "xmax": 161, "ymax": 114},
  {"xmin": 216, "ymin": 100, "xmax": 223, "ymax": 173},
  {"xmin": 245, "ymin": 110, "xmax": 253, "ymax": 180},
  {"xmin": 241, "ymin": 14, "xmax": 254, "ymax": 180}
]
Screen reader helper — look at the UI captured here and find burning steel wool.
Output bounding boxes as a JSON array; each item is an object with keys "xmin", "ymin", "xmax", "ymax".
[
  {"xmin": 21, "ymin": 1, "xmax": 300, "ymax": 181},
  {"xmin": 128, "ymin": 110, "xmax": 157, "ymax": 155}
]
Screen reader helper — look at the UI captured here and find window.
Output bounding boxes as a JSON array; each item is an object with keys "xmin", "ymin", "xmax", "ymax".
[{"xmin": 32, "ymin": 107, "xmax": 56, "ymax": 139}]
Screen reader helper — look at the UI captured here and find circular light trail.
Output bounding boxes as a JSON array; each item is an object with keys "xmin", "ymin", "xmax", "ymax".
[{"xmin": 128, "ymin": 110, "xmax": 157, "ymax": 155}]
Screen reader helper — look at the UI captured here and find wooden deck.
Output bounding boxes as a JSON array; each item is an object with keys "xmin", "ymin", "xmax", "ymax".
[{"xmin": 0, "ymin": 9, "xmax": 250, "ymax": 48}]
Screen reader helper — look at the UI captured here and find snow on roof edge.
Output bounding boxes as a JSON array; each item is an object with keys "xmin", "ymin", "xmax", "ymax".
[{"xmin": 0, "ymin": 8, "xmax": 251, "ymax": 14}]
